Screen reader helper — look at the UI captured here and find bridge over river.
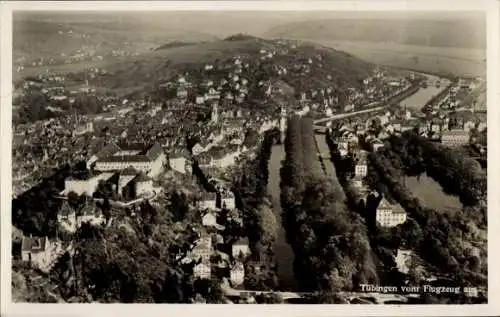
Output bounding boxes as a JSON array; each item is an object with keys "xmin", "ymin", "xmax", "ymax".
[
  {"xmin": 221, "ymin": 283, "xmax": 417, "ymax": 304},
  {"xmin": 313, "ymin": 105, "xmax": 387, "ymax": 126}
]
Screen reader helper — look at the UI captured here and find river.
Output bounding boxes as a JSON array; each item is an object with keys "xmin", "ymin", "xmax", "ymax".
[
  {"xmin": 266, "ymin": 73, "xmax": 449, "ymax": 292},
  {"xmin": 267, "ymin": 135, "xmax": 338, "ymax": 291},
  {"xmin": 399, "ymin": 75, "xmax": 449, "ymax": 112},
  {"xmin": 267, "ymin": 144, "xmax": 298, "ymax": 291}
]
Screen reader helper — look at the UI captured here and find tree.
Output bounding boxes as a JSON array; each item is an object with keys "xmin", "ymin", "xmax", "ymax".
[
  {"xmin": 314, "ymin": 291, "xmax": 346, "ymax": 304},
  {"xmin": 170, "ymin": 191, "xmax": 189, "ymax": 222},
  {"xmin": 255, "ymin": 292, "xmax": 283, "ymax": 304},
  {"xmin": 399, "ymin": 218, "xmax": 424, "ymax": 249},
  {"xmin": 257, "ymin": 204, "xmax": 278, "ymax": 248}
]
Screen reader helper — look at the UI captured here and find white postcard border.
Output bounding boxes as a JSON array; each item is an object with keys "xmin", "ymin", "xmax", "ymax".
[{"xmin": 1, "ymin": 1, "xmax": 499, "ymax": 316}]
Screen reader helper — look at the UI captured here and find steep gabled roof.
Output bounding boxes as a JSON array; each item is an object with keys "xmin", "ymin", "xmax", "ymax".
[
  {"xmin": 59, "ymin": 200, "xmax": 75, "ymax": 216},
  {"xmin": 120, "ymin": 166, "xmax": 139, "ymax": 176},
  {"xmin": 95, "ymin": 142, "xmax": 121, "ymax": 158},
  {"xmin": 145, "ymin": 142, "xmax": 164, "ymax": 161},
  {"xmin": 201, "ymin": 191, "xmax": 217, "ymax": 200},
  {"xmin": 233, "ymin": 237, "xmax": 249, "ymax": 246},
  {"xmin": 78, "ymin": 200, "xmax": 98, "ymax": 216},
  {"xmin": 231, "ymin": 261, "xmax": 245, "ymax": 271},
  {"xmin": 134, "ymin": 172, "xmax": 152, "ymax": 183}
]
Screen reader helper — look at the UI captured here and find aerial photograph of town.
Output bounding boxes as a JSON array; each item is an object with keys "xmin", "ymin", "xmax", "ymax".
[{"xmin": 9, "ymin": 9, "xmax": 487, "ymax": 305}]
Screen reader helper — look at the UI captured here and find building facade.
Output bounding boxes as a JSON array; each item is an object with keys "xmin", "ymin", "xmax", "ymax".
[
  {"xmin": 94, "ymin": 143, "xmax": 166, "ymax": 178},
  {"xmin": 375, "ymin": 197, "xmax": 407, "ymax": 228},
  {"xmin": 230, "ymin": 262, "xmax": 245, "ymax": 286},
  {"xmin": 21, "ymin": 236, "xmax": 63, "ymax": 273},
  {"xmin": 232, "ymin": 238, "xmax": 251, "ymax": 259},
  {"xmin": 441, "ymin": 130, "xmax": 470, "ymax": 146},
  {"xmin": 193, "ymin": 263, "xmax": 211, "ymax": 280}
]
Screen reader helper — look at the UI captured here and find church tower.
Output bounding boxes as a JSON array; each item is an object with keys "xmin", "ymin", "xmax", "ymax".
[{"xmin": 211, "ymin": 102, "xmax": 219, "ymax": 124}]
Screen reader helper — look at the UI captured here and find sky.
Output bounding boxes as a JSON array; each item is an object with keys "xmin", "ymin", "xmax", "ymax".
[{"xmin": 15, "ymin": 10, "xmax": 485, "ymax": 38}]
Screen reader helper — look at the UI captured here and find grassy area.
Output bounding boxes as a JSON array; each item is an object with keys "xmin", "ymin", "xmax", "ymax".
[
  {"xmin": 264, "ymin": 17, "xmax": 485, "ymax": 50},
  {"xmin": 404, "ymin": 173, "xmax": 463, "ymax": 214},
  {"xmin": 299, "ymin": 39, "xmax": 485, "ymax": 78}
]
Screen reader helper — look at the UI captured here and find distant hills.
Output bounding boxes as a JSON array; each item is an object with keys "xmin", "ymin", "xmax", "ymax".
[
  {"xmin": 223, "ymin": 33, "xmax": 262, "ymax": 42},
  {"xmin": 154, "ymin": 41, "xmax": 199, "ymax": 51},
  {"xmin": 264, "ymin": 18, "xmax": 486, "ymax": 49},
  {"xmin": 15, "ymin": 34, "xmax": 373, "ymax": 105},
  {"xmin": 13, "ymin": 18, "xmax": 220, "ymax": 60}
]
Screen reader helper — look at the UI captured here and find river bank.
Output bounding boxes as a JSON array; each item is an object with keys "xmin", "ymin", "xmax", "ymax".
[{"xmin": 267, "ymin": 144, "xmax": 298, "ymax": 291}]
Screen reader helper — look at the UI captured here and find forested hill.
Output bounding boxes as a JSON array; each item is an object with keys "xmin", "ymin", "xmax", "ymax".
[
  {"xmin": 93, "ymin": 36, "xmax": 373, "ymax": 96},
  {"xmin": 13, "ymin": 35, "xmax": 374, "ymax": 124}
]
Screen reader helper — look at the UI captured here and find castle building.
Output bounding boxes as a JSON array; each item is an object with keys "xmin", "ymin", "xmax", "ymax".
[{"xmin": 93, "ymin": 142, "xmax": 166, "ymax": 178}]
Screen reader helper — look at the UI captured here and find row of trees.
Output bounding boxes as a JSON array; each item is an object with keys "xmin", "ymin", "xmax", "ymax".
[
  {"xmin": 232, "ymin": 128, "xmax": 281, "ymax": 291},
  {"xmin": 280, "ymin": 116, "xmax": 378, "ymax": 294},
  {"xmin": 382, "ymin": 132, "xmax": 487, "ymax": 227},
  {"xmin": 365, "ymin": 151, "xmax": 487, "ymax": 289},
  {"xmin": 325, "ymin": 128, "xmax": 413, "ymax": 289}
]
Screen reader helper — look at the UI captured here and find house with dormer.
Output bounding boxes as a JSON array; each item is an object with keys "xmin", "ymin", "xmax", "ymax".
[
  {"xmin": 230, "ymin": 261, "xmax": 245, "ymax": 286},
  {"xmin": 199, "ymin": 191, "xmax": 218, "ymax": 211},
  {"xmin": 21, "ymin": 236, "xmax": 64, "ymax": 273},
  {"xmin": 220, "ymin": 190, "xmax": 236, "ymax": 210},
  {"xmin": 375, "ymin": 197, "xmax": 407, "ymax": 228},
  {"xmin": 232, "ymin": 237, "xmax": 251, "ymax": 259},
  {"xmin": 354, "ymin": 151, "xmax": 368, "ymax": 177},
  {"xmin": 188, "ymin": 236, "xmax": 213, "ymax": 263},
  {"xmin": 57, "ymin": 200, "xmax": 77, "ymax": 232},
  {"xmin": 193, "ymin": 262, "xmax": 211, "ymax": 280},
  {"xmin": 77, "ymin": 200, "xmax": 106, "ymax": 227},
  {"xmin": 202, "ymin": 211, "xmax": 218, "ymax": 227}
]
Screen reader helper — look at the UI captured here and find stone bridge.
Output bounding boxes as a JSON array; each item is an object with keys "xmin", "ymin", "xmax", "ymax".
[{"xmin": 222, "ymin": 284, "xmax": 415, "ymax": 304}]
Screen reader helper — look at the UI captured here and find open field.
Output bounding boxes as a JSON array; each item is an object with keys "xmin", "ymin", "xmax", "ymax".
[
  {"xmin": 264, "ymin": 16, "xmax": 485, "ymax": 50},
  {"xmin": 282, "ymin": 39, "xmax": 485, "ymax": 78},
  {"xmin": 405, "ymin": 173, "xmax": 463, "ymax": 214}
]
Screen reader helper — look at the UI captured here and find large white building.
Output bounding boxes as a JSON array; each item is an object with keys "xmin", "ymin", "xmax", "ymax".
[
  {"xmin": 375, "ymin": 197, "xmax": 407, "ymax": 228},
  {"xmin": 92, "ymin": 142, "xmax": 166, "ymax": 177},
  {"xmin": 63, "ymin": 167, "xmax": 154, "ymax": 200},
  {"xmin": 441, "ymin": 129, "xmax": 470, "ymax": 146},
  {"xmin": 63, "ymin": 172, "xmax": 115, "ymax": 196}
]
